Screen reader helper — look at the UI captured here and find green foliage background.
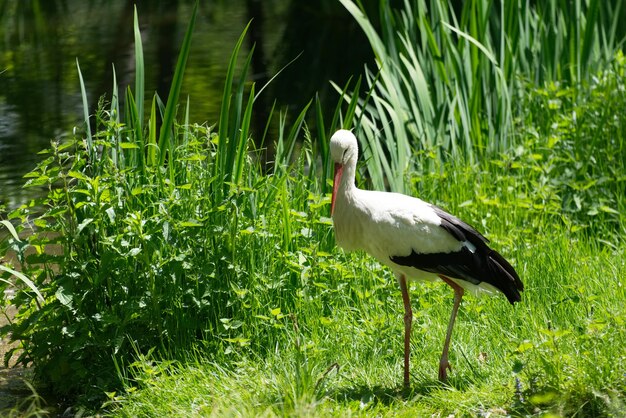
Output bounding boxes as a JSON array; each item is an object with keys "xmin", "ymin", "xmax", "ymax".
[{"xmin": 1, "ymin": 0, "xmax": 625, "ymax": 415}]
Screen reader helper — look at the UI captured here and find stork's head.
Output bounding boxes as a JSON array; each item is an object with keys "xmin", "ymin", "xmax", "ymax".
[
  {"xmin": 330, "ymin": 129, "xmax": 358, "ymax": 166},
  {"xmin": 330, "ymin": 129, "xmax": 358, "ymax": 215}
]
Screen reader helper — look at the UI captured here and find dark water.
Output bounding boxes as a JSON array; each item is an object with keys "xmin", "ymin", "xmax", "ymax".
[{"xmin": 0, "ymin": 0, "xmax": 373, "ymax": 212}]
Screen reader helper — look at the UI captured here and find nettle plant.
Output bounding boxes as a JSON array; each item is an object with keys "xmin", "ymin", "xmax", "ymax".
[
  {"xmin": 1, "ymin": 123, "xmax": 315, "ymax": 396},
  {"xmin": 0, "ymin": 6, "xmax": 208, "ymax": 397}
]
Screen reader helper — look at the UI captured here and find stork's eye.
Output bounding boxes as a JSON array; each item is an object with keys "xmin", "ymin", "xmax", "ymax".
[{"xmin": 341, "ymin": 149, "xmax": 348, "ymax": 161}]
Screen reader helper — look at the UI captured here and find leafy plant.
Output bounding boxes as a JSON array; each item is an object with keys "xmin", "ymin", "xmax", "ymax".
[{"xmin": 0, "ymin": 2, "xmax": 305, "ymax": 400}]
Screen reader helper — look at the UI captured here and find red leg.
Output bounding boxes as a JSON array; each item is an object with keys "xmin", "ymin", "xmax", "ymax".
[
  {"xmin": 438, "ymin": 275, "xmax": 464, "ymax": 382},
  {"xmin": 399, "ymin": 274, "xmax": 412, "ymax": 388}
]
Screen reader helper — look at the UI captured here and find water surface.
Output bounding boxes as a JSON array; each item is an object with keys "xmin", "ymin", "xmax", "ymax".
[{"xmin": 0, "ymin": 0, "xmax": 372, "ymax": 211}]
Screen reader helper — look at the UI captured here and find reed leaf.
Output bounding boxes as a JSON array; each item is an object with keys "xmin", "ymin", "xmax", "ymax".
[
  {"xmin": 76, "ymin": 59, "xmax": 93, "ymax": 156},
  {"xmin": 0, "ymin": 265, "xmax": 44, "ymax": 306},
  {"xmin": 157, "ymin": 1, "xmax": 197, "ymax": 166},
  {"xmin": 217, "ymin": 22, "xmax": 250, "ymax": 192},
  {"xmin": 147, "ymin": 95, "xmax": 157, "ymax": 166},
  {"xmin": 109, "ymin": 65, "xmax": 121, "ymax": 167},
  {"xmin": 0, "ymin": 219, "xmax": 20, "ymax": 242},
  {"xmin": 133, "ymin": 5, "xmax": 145, "ymax": 131},
  {"xmin": 124, "ymin": 88, "xmax": 144, "ymax": 173},
  {"xmin": 235, "ymin": 84, "xmax": 255, "ymax": 186}
]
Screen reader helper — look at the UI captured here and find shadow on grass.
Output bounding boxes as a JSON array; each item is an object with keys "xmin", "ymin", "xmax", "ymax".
[{"xmin": 325, "ymin": 372, "xmax": 478, "ymax": 406}]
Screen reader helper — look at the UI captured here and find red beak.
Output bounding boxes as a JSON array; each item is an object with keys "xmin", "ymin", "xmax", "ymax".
[{"xmin": 331, "ymin": 162, "xmax": 343, "ymax": 215}]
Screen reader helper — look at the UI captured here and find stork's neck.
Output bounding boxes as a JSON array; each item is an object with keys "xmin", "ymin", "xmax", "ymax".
[
  {"xmin": 332, "ymin": 157, "xmax": 364, "ymax": 252},
  {"xmin": 339, "ymin": 159, "xmax": 358, "ymax": 198}
]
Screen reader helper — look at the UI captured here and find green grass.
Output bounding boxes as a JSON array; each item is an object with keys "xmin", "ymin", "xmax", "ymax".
[
  {"xmin": 107, "ymin": 189, "xmax": 626, "ymax": 417},
  {"xmin": 1, "ymin": 1, "xmax": 626, "ymax": 416}
]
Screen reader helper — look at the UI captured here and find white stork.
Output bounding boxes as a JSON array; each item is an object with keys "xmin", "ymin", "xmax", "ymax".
[{"xmin": 329, "ymin": 129, "xmax": 523, "ymax": 385}]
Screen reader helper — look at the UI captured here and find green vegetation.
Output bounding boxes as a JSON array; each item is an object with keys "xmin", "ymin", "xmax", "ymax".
[
  {"xmin": 1, "ymin": 0, "xmax": 625, "ymax": 416},
  {"xmin": 338, "ymin": 0, "xmax": 626, "ymax": 194}
]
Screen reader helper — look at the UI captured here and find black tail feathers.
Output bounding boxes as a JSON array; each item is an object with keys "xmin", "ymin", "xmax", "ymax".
[{"xmin": 487, "ymin": 249, "xmax": 524, "ymax": 304}]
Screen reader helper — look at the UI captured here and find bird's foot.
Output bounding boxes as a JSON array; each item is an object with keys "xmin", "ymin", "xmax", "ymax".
[{"xmin": 438, "ymin": 359, "xmax": 452, "ymax": 382}]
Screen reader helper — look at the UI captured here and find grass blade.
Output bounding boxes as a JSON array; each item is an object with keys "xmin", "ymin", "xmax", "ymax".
[
  {"xmin": 0, "ymin": 220, "xmax": 20, "ymax": 242},
  {"xmin": 157, "ymin": 1, "xmax": 198, "ymax": 166},
  {"xmin": 235, "ymin": 84, "xmax": 254, "ymax": 186},
  {"xmin": 76, "ymin": 58, "xmax": 93, "ymax": 157},
  {"xmin": 148, "ymin": 95, "xmax": 157, "ymax": 166},
  {"xmin": 0, "ymin": 266, "xmax": 44, "ymax": 306},
  {"xmin": 217, "ymin": 21, "xmax": 251, "ymax": 195},
  {"xmin": 225, "ymin": 46, "xmax": 255, "ymax": 186},
  {"xmin": 124, "ymin": 87, "xmax": 145, "ymax": 173},
  {"xmin": 133, "ymin": 5, "xmax": 145, "ymax": 131}
]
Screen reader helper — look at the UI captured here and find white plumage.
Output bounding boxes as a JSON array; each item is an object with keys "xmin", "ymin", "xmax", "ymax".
[{"xmin": 329, "ymin": 129, "xmax": 523, "ymax": 385}]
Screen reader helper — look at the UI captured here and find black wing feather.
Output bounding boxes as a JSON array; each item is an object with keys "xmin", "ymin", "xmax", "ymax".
[
  {"xmin": 390, "ymin": 205, "xmax": 524, "ymax": 304},
  {"xmin": 431, "ymin": 205, "xmax": 488, "ymax": 245}
]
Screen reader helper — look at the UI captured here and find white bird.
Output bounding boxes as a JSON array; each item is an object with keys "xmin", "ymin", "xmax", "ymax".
[{"xmin": 329, "ymin": 129, "xmax": 523, "ymax": 385}]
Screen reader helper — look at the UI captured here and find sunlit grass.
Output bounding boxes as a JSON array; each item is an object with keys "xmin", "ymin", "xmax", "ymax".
[{"xmin": 109, "ymin": 220, "xmax": 626, "ymax": 417}]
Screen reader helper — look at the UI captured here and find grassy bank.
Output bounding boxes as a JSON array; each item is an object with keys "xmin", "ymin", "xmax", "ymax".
[
  {"xmin": 108, "ymin": 206, "xmax": 626, "ymax": 417},
  {"xmin": 1, "ymin": 0, "xmax": 626, "ymax": 416}
]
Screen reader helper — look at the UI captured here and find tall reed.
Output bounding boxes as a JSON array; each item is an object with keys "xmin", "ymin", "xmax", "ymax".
[{"xmin": 337, "ymin": 0, "xmax": 624, "ymax": 193}]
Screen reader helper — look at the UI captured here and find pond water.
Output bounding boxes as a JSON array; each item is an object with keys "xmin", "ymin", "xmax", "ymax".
[{"xmin": 0, "ymin": 0, "xmax": 373, "ymax": 212}]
